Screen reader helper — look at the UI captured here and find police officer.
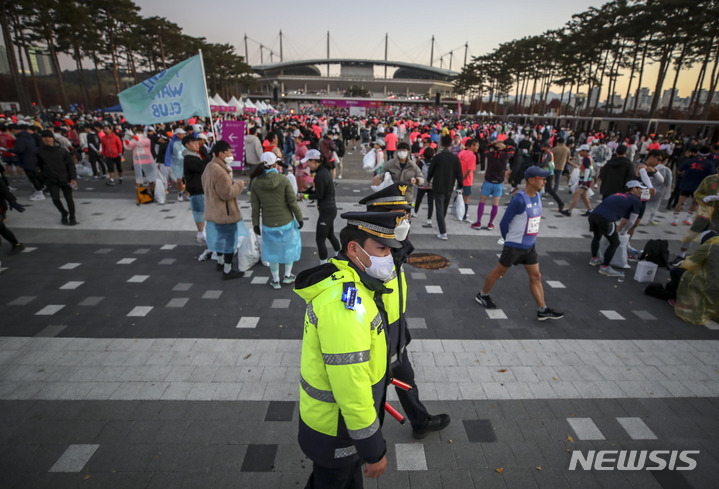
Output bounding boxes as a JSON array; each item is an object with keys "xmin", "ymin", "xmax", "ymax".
[
  {"xmin": 359, "ymin": 183, "xmax": 451, "ymax": 438},
  {"xmin": 294, "ymin": 211, "xmax": 404, "ymax": 488}
]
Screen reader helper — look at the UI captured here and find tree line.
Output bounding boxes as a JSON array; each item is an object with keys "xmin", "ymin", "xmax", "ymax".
[
  {"xmin": 0, "ymin": 0, "xmax": 254, "ymax": 113},
  {"xmin": 454, "ymin": 0, "xmax": 719, "ymax": 120}
]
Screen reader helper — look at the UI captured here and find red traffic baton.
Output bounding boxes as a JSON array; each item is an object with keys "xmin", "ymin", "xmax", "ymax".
[
  {"xmin": 385, "ymin": 402, "xmax": 406, "ymax": 424},
  {"xmin": 390, "ymin": 378, "xmax": 412, "ymax": 391}
]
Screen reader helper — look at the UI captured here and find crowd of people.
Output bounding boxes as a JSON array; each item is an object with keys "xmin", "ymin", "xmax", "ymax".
[{"xmin": 0, "ymin": 107, "xmax": 717, "ymax": 309}]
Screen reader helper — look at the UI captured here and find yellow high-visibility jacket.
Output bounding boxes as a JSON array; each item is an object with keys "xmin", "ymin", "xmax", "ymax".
[{"xmin": 294, "ymin": 257, "xmax": 390, "ymax": 467}]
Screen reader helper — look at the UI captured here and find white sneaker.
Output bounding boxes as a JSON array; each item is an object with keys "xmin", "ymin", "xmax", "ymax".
[
  {"xmin": 177, "ymin": 194, "xmax": 184, "ymax": 202},
  {"xmin": 29, "ymin": 190, "xmax": 45, "ymax": 201},
  {"xmin": 437, "ymin": 233, "xmax": 448, "ymax": 240},
  {"xmin": 598, "ymin": 265, "xmax": 624, "ymax": 278},
  {"xmin": 196, "ymin": 232, "xmax": 206, "ymax": 244}
]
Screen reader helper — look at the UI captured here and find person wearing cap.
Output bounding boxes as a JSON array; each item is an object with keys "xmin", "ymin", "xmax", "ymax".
[
  {"xmin": 475, "ymin": 166, "xmax": 564, "ymax": 320},
  {"xmin": 672, "ymin": 230, "xmax": 719, "ymax": 325},
  {"xmin": 196, "ymin": 133, "xmax": 210, "ymax": 160},
  {"xmin": 294, "ymin": 211, "xmax": 403, "ymax": 487},
  {"xmin": 36, "ymin": 130, "xmax": 78, "ymax": 225},
  {"xmin": 250, "ymin": 151, "xmax": 303, "ymax": 289},
  {"xmin": 471, "ymin": 139, "xmax": 515, "ymax": 231},
  {"xmin": 359, "ymin": 183, "xmax": 452, "ymax": 438},
  {"xmin": 100, "ymin": 125, "xmax": 123, "ymax": 186},
  {"xmin": 623, "ymin": 149, "xmax": 663, "ymax": 254},
  {"xmin": 182, "ymin": 134, "xmax": 208, "ymax": 244},
  {"xmin": 672, "ymin": 145, "xmax": 717, "ymax": 226},
  {"xmin": 564, "ymin": 144, "xmax": 594, "ymax": 216},
  {"xmin": 125, "ymin": 126, "xmax": 157, "ymax": 194},
  {"xmin": 301, "ymin": 148, "xmax": 340, "ymax": 265},
  {"xmin": 170, "ymin": 128, "xmax": 188, "ymax": 201},
  {"xmin": 371, "ymin": 139, "xmax": 386, "ymax": 175},
  {"xmin": 201, "ymin": 140, "xmax": 247, "ymax": 280},
  {"xmin": 587, "ymin": 180, "xmax": 645, "ymax": 278}
]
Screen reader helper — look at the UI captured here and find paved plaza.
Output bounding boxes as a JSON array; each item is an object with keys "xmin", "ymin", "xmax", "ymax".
[{"xmin": 1, "ymin": 152, "xmax": 718, "ymax": 489}]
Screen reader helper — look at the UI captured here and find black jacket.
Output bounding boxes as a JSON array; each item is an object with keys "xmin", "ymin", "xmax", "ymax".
[
  {"xmin": 599, "ymin": 156, "xmax": 634, "ymax": 197},
  {"xmin": 183, "ymin": 152, "xmax": 207, "ymax": 196},
  {"xmin": 10, "ymin": 130, "xmax": 37, "ymax": 170},
  {"xmin": 427, "ymin": 149, "xmax": 463, "ymax": 195},
  {"xmin": 36, "ymin": 144, "xmax": 76, "ymax": 183},
  {"xmin": 0, "ymin": 177, "xmax": 17, "ymax": 219},
  {"xmin": 306, "ymin": 165, "xmax": 336, "ymax": 210}
]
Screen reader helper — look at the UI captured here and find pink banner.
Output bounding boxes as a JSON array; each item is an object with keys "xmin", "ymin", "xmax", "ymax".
[{"xmin": 320, "ymin": 99, "xmax": 383, "ymax": 108}]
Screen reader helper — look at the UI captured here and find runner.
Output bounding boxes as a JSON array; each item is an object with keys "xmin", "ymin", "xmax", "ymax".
[{"xmin": 474, "ymin": 166, "xmax": 564, "ymax": 321}]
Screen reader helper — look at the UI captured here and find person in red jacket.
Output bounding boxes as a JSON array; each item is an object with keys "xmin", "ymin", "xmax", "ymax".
[{"xmin": 101, "ymin": 125, "xmax": 124, "ymax": 186}]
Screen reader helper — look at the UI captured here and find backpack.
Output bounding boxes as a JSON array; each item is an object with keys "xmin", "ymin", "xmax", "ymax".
[{"xmin": 640, "ymin": 239, "xmax": 670, "ymax": 268}]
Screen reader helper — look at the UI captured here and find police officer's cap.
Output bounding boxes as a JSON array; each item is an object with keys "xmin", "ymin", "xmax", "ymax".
[
  {"xmin": 340, "ymin": 211, "xmax": 405, "ymax": 249},
  {"xmin": 358, "ymin": 182, "xmax": 412, "ymax": 211}
]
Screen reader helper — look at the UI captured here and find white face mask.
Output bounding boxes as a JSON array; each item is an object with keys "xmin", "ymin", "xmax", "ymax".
[
  {"xmin": 224, "ymin": 156, "xmax": 234, "ymax": 165},
  {"xmin": 357, "ymin": 244, "xmax": 395, "ymax": 282},
  {"xmin": 397, "ymin": 150, "xmax": 409, "ymax": 160},
  {"xmin": 394, "ymin": 218, "xmax": 410, "ymax": 241}
]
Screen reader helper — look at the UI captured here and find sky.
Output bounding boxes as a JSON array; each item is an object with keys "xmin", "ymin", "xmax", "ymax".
[{"xmin": 132, "ymin": 0, "xmax": 693, "ymax": 98}]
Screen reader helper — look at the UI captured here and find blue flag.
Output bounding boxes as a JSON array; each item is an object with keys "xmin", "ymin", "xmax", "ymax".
[{"xmin": 118, "ymin": 55, "xmax": 210, "ymax": 124}]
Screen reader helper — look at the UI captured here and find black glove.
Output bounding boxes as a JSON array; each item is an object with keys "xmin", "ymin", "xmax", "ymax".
[
  {"xmin": 9, "ymin": 201, "xmax": 25, "ymax": 212},
  {"xmin": 297, "ymin": 219, "xmax": 304, "ymax": 229},
  {"xmin": 253, "ymin": 225, "xmax": 261, "ymax": 236}
]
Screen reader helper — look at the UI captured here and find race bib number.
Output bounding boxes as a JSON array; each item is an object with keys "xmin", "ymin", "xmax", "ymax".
[
  {"xmin": 640, "ymin": 189, "xmax": 650, "ymax": 201},
  {"xmin": 526, "ymin": 216, "xmax": 541, "ymax": 235}
]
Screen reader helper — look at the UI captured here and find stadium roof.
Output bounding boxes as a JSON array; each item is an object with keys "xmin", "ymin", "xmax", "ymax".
[{"xmin": 253, "ymin": 58, "xmax": 458, "ymax": 79}]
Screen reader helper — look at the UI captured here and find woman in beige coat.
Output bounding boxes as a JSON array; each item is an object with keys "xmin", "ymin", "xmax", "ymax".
[{"xmin": 201, "ymin": 140, "xmax": 247, "ymax": 280}]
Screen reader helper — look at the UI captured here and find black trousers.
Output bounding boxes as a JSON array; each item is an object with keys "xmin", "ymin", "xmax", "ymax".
[
  {"xmin": 46, "ymin": 182, "xmax": 75, "ymax": 218},
  {"xmin": 26, "ymin": 168, "xmax": 44, "ymax": 191},
  {"xmin": 414, "ymin": 188, "xmax": 434, "ymax": 219},
  {"xmin": 544, "ymin": 175, "xmax": 564, "ymax": 209},
  {"xmin": 433, "ymin": 192, "xmax": 451, "ymax": 234},
  {"xmin": 89, "ymin": 151, "xmax": 107, "ymax": 176},
  {"xmin": 316, "ymin": 207, "xmax": 340, "ymax": 260},
  {"xmin": 305, "ymin": 459, "xmax": 363, "ymax": 489},
  {"xmin": 0, "ymin": 221, "xmax": 19, "ymax": 246},
  {"xmin": 392, "ymin": 349, "xmax": 429, "ymax": 430},
  {"xmin": 588, "ymin": 213, "xmax": 618, "ymax": 266}
]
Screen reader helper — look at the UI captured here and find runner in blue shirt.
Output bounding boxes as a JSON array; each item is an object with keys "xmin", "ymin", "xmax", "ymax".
[
  {"xmin": 475, "ymin": 166, "xmax": 564, "ymax": 321},
  {"xmin": 588, "ymin": 180, "xmax": 645, "ymax": 278}
]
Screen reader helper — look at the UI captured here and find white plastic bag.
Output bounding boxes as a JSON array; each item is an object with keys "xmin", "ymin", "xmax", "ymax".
[
  {"xmin": 598, "ymin": 232, "xmax": 630, "ymax": 269},
  {"xmin": 237, "ymin": 229, "xmax": 261, "ymax": 271},
  {"xmin": 76, "ymin": 162, "xmax": 93, "ymax": 177},
  {"xmin": 363, "ymin": 149, "xmax": 376, "ymax": 171},
  {"xmin": 286, "ymin": 172, "xmax": 298, "ymax": 195},
  {"xmin": 453, "ymin": 192, "xmax": 466, "ymax": 221},
  {"xmin": 568, "ymin": 168, "xmax": 580, "ymax": 193},
  {"xmin": 154, "ymin": 176, "xmax": 167, "ymax": 204},
  {"xmin": 371, "ymin": 172, "xmax": 393, "ymax": 192}
]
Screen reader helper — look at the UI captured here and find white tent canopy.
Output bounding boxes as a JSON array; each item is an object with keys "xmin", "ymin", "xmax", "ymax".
[
  {"xmin": 244, "ymin": 98, "xmax": 257, "ymax": 110},
  {"xmin": 213, "ymin": 94, "xmax": 228, "ymax": 106},
  {"xmin": 228, "ymin": 96, "xmax": 244, "ymax": 111}
]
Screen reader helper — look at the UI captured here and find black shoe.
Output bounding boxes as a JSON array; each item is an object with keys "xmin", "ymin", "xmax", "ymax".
[
  {"xmin": 475, "ymin": 293, "xmax": 497, "ymax": 309},
  {"xmin": 61, "ymin": 215, "xmax": 69, "ymax": 225},
  {"xmin": 538, "ymin": 307, "xmax": 564, "ymax": 321},
  {"xmin": 8, "ymin": 243, "xmax": 25, "ymax": 255},
  {"xmin": 582, "ymin": 210, "xmax": 592, "ymax": 216},
  {"xmin": 222, "ymin": 270, "xmax": 244, "ymax": 280},
  {"xmin": 106, "ymin": 179, "xmax": 116, "ymax": 186},
  {"xmin": 412, "ymin": 414, "xmax": 451, "ymax": 439},
  {"xmin": 559, "ymin": 209, "xmax": 572, "ymax": 217},
  {"xmin": 68, "ymin": 218, "xmax": 79, "ymax": 226},
  {"xmin": 216, "ymin": 263, "xmax": 224, "ymax": 271}
]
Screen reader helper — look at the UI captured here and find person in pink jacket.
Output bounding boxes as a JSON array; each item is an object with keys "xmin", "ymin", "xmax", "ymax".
[{"xmin": 124, "ymin": 127, "xmax": 158, "ymax": 190}]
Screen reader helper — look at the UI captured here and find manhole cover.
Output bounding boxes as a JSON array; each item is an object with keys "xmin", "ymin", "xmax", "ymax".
[{"xmin": 407, "ymin": 253, "xmax": 450, "ymax": 270}]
